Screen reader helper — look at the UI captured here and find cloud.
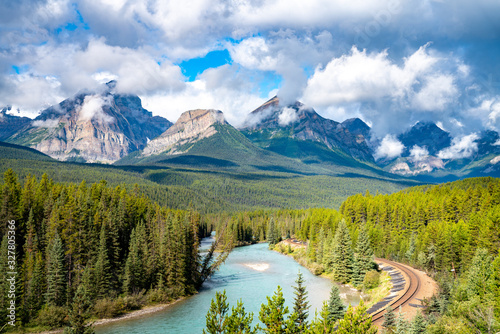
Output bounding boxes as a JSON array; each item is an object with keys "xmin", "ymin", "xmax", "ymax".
[
  {"xmin": 437, "ymin": 133, "xmax": 479, "ymax": 159},
  {"xmin": 374, "ymin": 134, "xmax": 404, "ymax": 160},
  {"xmin": 278, "ymin": 107, "xmax": 299, "ymax": 126},
  {"xmin": 301, "ymin": 45, "xmax": 468, "ymax": 137},
  {"xmin": 32, "ymin": 119, "xmax": 59, "ymax": 128},
  {"xmin": 409, "ymin": 145, "xmax": 429, "ymax": 162},
  {"xmin": 77, "ymin": 94, "xmax": 114, "ymax": 124},
  {"xmin": 140, "ymin": 64, "xmax": 267, "ymax": 127}
]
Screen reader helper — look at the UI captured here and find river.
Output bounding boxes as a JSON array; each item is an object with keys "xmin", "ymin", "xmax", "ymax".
[{"xmin": 96, "ymin": 241, "xmax": 360, "ymax": 334}]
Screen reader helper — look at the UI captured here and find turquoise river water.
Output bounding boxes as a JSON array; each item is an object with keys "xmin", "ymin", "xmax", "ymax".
[{"xmin": 96, "ymin": 241, "xmax": 360, "ymax": 334}]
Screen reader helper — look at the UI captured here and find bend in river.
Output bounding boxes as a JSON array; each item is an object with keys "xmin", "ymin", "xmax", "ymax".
[{"xmin": 96, "ymin": 242, "xmax": 360, "ymax": 334}]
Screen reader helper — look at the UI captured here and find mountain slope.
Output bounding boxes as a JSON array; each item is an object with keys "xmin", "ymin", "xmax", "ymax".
[
  {"xmin": 397, "ymin": 121, "xmax": 451, "ymax": 155},
  {"xmin": 6, "ymin": 82, "xmax": 171, "ymax": 163},
  {"xmin": 0, "ymin": 107, "xmax": 31, "ymax": 141}
]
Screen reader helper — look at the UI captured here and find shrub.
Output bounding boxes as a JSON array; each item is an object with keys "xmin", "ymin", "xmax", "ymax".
[
  {"xmin": 37, "ymin": 306, "xmax": 68, "ymax": 328},
  {"xmin": 93, "ymin": 298, "xmax": 124, "ymax": 319},
  {"xmin": 364, "ymin": 270, "xmax": 380, "ymax": 289}
]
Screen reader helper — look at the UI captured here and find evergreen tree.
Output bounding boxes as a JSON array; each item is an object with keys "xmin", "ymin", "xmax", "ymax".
[
  {"xmin": 0, "ymin": 234, "xmax": 9, "ymax": 322},
  {"xmin": 46, "ymin": 233, "xmax": 66, "ymax": 306},
  {"xmin": 267, "ymin": 219, "xmax": 279, "ymax": 247},
  {"xmin": 355, "ymin": 223, "xmax": 373, "ymax": 275},
  {"xmin": 63, "ymin": 285, "xmax": 95, "ymax": 334},
  {"xmin": 326, "ymin": 284, "xmax": 345, "ymax": 322},
  {"xmin": 466, "ymin": 248, "xmax": 493, "ymax": 300},
  {"xmin": 351, "ymin": 258, "xmax": 364, "ymax": 287},
  {"xmin": 331, "ymin": 220, "xmax": 354, "ymax": 283},
  {"xmin": 292, "ymin": 271, "xmax": 309, "ymax": 329},
  {"xmin": 226, "ymin": 300, "xmax": 257, "ymax": 334},
  {"xmin": 336, "ymin": 301, "xmax": 377, "ymax": 334},
  {"xmin": 25, "ymin": 252, "xmax": 45, "ymax": 320},
  {"xmin": 394, "ymin": 308, "xmax": 409, "ymax": 334},
  {"xmin": 382, "ymin": 306, "xmax": 396, "ymax": 330},
  {"xmin": 94, "ymin": 224, "xmax": 112, "ymax": 299},
  {"xmin": 409, "ymin": 312, "xmax": 426, "ymax": 334},
  {"xmin": 306, "ymin": 302, "xmax": 334, "ymax": 334},
  {"xmin": 204, "ymin": 290, "xmax": 230, "ymax": 334},
  {"xmin": 258, "ymin": 286, "xmax": 298, "ymax": 334}
]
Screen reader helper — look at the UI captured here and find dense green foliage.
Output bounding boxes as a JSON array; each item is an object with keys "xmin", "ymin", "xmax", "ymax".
[
  {"xmin": 0, "ymin": 169, "xmax": 231, "ymax": 330},
  {"xmin": 203, "ymin": 279, "xmax": 377, "ymax": 333},
  {"xmin": 0, "ymin": 140, "xmax": 415, "ymax": 213},
  {"xmin": 211, "ymin": 177, "xmax": 500, "ymax": 332}
]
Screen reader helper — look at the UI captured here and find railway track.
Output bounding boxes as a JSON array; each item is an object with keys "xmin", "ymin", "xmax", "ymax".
[{"xmin": 370, "ymin": 258, "xmax": 421, "ymax": 323}]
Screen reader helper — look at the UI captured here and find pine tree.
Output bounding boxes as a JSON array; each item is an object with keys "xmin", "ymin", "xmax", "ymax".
[
  {"xmin": 204, "ymin": 290, "xmax": 230, "ymax": 334},
  {"xmin": 307, "ymin": 302, "xmax": 334, "ymax": 334},
  {"xmin": 258, "ymin": 286, "xmax": 298, "ymax": 334},
  {"xmin": 46, "ymin": 233, "xmax": 66, "ymax": 306},
  {"xmin": 0, "ymin": 234, "xmax": 9, "ymax": 322},
  {"xmin": 123, "ymin": 225, "xmax": 147, "ymax": 294},
  {"xmin": 466, "ymin": 248, "xmax": 493, "ymax": 300},
  {"xmin": 331, "ymin": 220, "xmax": 354, "ymax": 284},
  {"xmin": 382, "ymin": 306, "xmax": 396, "ymax": 330},
  {"xmin": 356, "ymin": 224, "xmax": 374, "ymax": 275},
  {"xmin": 351, "ymin": 258, "xmax": 364, "ymax": 287},
  {"xmin": 63, "ymin": 285, "xmax": 95, "ymax": 334},
  {"xmin": 226, "ymin": 300, "xmax": 257, "ymax": 334},
  {"xmin": 25, "ymin": 252, "xmax": 45, "ymax": 320},
  {"xmin": 292, "ymin": 271, "xmax": 310, "ymax": 329},
  {"xmin": 409, "ymin": 311, "xmax": 426, "ymax": 334},
  {"xmin": 94, "ymin": 224, "xmax": 112, "ymax": 299},
  {"xmin": 336, "ymin": 301, "xmax": 377, "ymax": 334},
  {"xmin": 394, "ymin": 308, "xmax": 409, "ymax": 334},
  {"xmin": 326, "ymin": 284, "xmax": 345, "ymax": 322}
]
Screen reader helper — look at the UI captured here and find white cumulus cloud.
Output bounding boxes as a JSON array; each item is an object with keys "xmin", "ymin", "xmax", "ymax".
[
  {"xmin": 278, "ymin": 107, "xmax": 299, "ymax": 126},
  {"xmin": 374, "ymin": 134, "xmax": 405, "ymax": 160},
  {"xmin": 437, "ymin": 133, "xmax": 479, "ymax": 159}
]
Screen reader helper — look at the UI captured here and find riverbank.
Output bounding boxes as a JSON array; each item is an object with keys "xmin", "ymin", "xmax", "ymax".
[
  {"xmin": 272, "ymin": 239, "xmax": 390, "ymax": 308},
  {"xmin": 13, "ymin": 298, "xmax": 186, "ymax": 334}
]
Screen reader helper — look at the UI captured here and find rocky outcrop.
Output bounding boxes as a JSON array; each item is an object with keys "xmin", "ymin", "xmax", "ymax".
[
  {"xmin": 242, "ymin": 96, "xmax": 374, "ymax": 161},
  {"xmin": 142, "ymin": 109, "xmax": 226, "ymax": 156},
  {"xmin": 398, "ymin": 122, "xmax": 451, "ymax": 156},
  {"xmin": 7, "ymin": 83, "xmax": 171, "ymax": 163},
  {"xmin": 0, "ymin": 107, "xmax": 31, "ymax": 141}
]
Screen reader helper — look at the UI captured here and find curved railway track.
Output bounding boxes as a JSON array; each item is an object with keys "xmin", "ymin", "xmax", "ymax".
[{"xmin": 370, "ymin": 258, "xmax": 421, "ymax": 323}]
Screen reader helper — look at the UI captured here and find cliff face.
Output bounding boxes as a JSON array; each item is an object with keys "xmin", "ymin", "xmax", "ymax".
[
  {"xmin": 242, "ymin": 96, "xmax": 374, "ymax": 162},
  {"xmin": 7, "ymin": 86, "xmax": 171, "ymax": 163},
  {"xmin": 142, "ymin": 109, "xmax": 226, "ymax": 156}
]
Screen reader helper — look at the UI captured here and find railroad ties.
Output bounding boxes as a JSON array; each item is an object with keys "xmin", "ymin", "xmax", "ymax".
[{"xmin": 370, "ymin": 258, "xmax": 421, "ymax": 324}]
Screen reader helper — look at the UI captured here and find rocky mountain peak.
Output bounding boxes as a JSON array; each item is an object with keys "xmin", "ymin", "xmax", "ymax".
[
  {"xmin": 142, "ymin": 109, "xmax": 227, "ymax": 156},
  {"xmin": 242, "ymin": 97, "xmax": 373, "ymax": 161},
  {"xmin": 6, "ymin": 85, "xmax": 171, "ymax": 163},
  {"xmin": 341, "ymin": 118, "xmax": 371, "ymax": 139},
  {"xmin": 398, "ymin": 121, "xmax": 451, "ymax": 156}
]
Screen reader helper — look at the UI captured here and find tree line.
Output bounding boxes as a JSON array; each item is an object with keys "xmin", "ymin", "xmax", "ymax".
[
  {"xmin": 211, "ymin": 177, "xmax": 500, "ymax": 333},
  {"xmin": 0, "ymin": 169, "xmax": 229, "ymax": 332}
]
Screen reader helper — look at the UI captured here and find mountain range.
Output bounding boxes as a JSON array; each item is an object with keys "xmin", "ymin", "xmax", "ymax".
[{"xmin": 1, "ymin": 82, "xmax": 499, "ymax": 180}]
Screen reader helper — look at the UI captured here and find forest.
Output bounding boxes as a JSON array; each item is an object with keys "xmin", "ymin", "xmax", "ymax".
[
  {"xmin": 210, "ymin": 177, "xmax": 500, "ymax": 333},
  {"xmin": 1, "ymin": 163, "xmax": 499, "ymax": 333},
  {"xmin": 0, "ymin": 169, "xmax": 229, "ymax": 333}
]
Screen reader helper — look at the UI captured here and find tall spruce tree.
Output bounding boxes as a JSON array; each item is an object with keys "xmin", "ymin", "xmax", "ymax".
[
  {"xmin": 45, "ymin": 233, "xmax": 66, "ymax": 306},
  {"xmin": 331, "ymin": 220, "xmax": 354, "ymax": 284},
  {"xmin": 204, "ymin": 290, "xmax": 230, "ymax": 334},
  {"xmin": 382, "ymin": 306, "xmax": 396, "ymax": 330},
  {"xmin": 326, "ymin": 284, "xmax": 345, "ymax": 322},
  {"xmin": 409, "ymin": 312, "xmax": 426, "ymax": 334},
  {"xmin": 94, "ymin": 224, "xmax": 112, "ymax": 299},
  {"xmin": 336, "ymin": 301, "xmax": 377, "ymax": 334},
  {"xmin": 292, "ymin": 271, "xmax": 310, "ymax": 329},
  {"xmin": 355, "ymin": 223, "xmax": 374, "ymax": 276},
  {"xmin": 63, "ymin": 285, "xmax": 95, "ymax": 334},
  {"xmin": 259, "ymin": 286, "xmax": 298, "ymax": 334}
]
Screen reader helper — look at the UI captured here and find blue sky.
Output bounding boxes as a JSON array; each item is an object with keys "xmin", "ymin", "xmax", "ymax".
[{"xmin": 1, "ymin": 0, "xmax": 500, "ymax": 145}]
